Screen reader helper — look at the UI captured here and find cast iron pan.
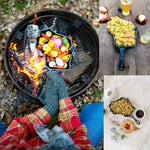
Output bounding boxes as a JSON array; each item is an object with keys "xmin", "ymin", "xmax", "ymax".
[
  {"xmin": 109, "ymin": 97, "xmax": 140, "ymax": 125},
  {"xmin": 107, "ymin": 18, "xmax": 138, "ymax": 71},
  {"xmin": 34, "ymin": 26, "xmax": 76, "ymax": 71}
]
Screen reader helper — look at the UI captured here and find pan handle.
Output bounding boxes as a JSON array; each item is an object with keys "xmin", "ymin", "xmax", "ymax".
[
  {"xmin": 119, "ymin": 48, "xmax": 125, "ymax": 71},
  {"xmin": 130, "ymin": 115, "xmax": 140, "ymax": 125}
]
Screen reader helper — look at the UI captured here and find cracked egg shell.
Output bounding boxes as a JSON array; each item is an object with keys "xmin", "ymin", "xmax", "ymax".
[
  {"xmin": 136, "ymin": 15, "xmax": 148, "ymax": 24},
  {"xmin": 99, "ymin": 13, "xmax": 110, "ymax": 23},
  {"xmin": 99, "ymin": 5, "xmax": 108, "ymax": 14}
]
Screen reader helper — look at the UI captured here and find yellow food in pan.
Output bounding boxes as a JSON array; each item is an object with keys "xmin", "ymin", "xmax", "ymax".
[
  {"xmin": 107, "ymin": 16, "xmax": 136, "ymax": 46},
  {"xmin": 109, "ymin": 97, "xmax": 135, "ymax": 116}
]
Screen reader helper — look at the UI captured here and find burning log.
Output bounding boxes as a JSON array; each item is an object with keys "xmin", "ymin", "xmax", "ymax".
[
  {"xmin": 9, "ymin": 24, "xmax": 46, "ymax": 96},
  {"xmin": 9, "ymin": 48, "xmax": 37, "ymax": 74}
]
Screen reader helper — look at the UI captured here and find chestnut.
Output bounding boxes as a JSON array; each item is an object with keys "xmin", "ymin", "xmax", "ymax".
[
  {"xmin": 99, "ymin": 5, "xmax": 108, "ymax": 14},
  {"xmin": 136, "ymin": 15, "xmax": 148, "ymax": 24},
  {"xmin": 99, "ymin": 13, "xmax": 110, "ymax": 23}
]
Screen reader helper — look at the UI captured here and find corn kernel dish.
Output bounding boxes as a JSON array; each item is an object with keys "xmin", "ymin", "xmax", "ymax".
[
  {"xmin": 107, "ymin": 16, "xmax": 136, "ymax": 46},
  {"xmin": 109, "ymin": 97, "xmax": 135, "ymax": 116}
]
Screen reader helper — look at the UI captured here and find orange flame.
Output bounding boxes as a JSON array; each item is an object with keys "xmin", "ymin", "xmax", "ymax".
[
  {"xmin": 33, "ymin": 13, "xmax": 38, "ymax": 24},
  {"xmin": 10, "ymin": 43, "xmax": 45, "ymax": 96},
  {"xmin": 9, "ymin": 43, "xmax": 17, "ymax": 50},
  {"xmin": 69, "ymin": 35, "xmax": 77, "ymax": 47}
]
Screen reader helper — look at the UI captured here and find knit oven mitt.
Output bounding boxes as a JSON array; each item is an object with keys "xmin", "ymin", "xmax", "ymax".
[
  {"xmin": 46, "ymin": 71, "xmax": 68, "ymax": 100},
  {"xmin": 39, "ymin": 71, "xmax": 59, "ymax": 117}
]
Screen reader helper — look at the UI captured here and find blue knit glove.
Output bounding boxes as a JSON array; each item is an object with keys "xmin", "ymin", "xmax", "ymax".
[
  {"xmin": 39, "ymin": 71, "xmax": 59, "ymax": 117},
  {"xmin": 47, "ymin": 71, "xmax": 68, "ymax": 100}
]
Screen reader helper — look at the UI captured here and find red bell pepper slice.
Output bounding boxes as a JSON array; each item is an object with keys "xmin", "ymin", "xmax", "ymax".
[
  {"xmin": 53, "ymin": 65, "xmax": 64, "ymax": 69},
  {"xmin": 37, "ymin": 43, "xmax": 44, "ymax": 50},
  {"xmin": 41, "ymin": 33, "xmax": 50, "ymax": 40},
  {"xmin": 46, "ymin": 54, "xmax": 54, "ymax": 59},
  {"xmin": 47, "ymin": 56, "xmax": 50, "ymax": 63}
]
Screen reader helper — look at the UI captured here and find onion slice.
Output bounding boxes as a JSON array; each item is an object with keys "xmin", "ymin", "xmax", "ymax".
[{"xmin": 55, "ymin": 57, "xmax": 64, "ymax": 66}]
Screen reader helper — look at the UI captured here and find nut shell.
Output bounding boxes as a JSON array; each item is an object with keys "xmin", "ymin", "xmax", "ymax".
[
  {"xmin": 99, "ymin": 5, "xmax": 108, "ymax": 14},
  {"xmin": 136, "ymin": 15, "xmax": 148, "ymax": 24},
  {"xmin": 99, "ymin": 13, "xmax": 110, "ymax": 23}
]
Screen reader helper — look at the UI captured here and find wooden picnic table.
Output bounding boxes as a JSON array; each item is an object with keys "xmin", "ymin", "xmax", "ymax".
[{"xmin": 99, "ymin": 0, "xmax": 150, "ymax": 75}]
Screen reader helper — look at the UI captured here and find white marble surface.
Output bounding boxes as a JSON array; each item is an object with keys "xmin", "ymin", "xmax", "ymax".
[{"xmin": 104, "ymin": 76, "xmax": 150, "ymax": 150}]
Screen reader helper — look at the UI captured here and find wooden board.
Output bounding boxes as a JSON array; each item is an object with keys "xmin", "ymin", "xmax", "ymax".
[{"xmin": 99, "ymin": 0, "xmax": 150, "ymax": 75}]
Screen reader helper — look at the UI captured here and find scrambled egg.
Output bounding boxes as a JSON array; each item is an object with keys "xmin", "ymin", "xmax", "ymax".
[
  {"xmin": 109, "ymin": 97, "xmax": 135, "ymax": 116},
  {"xmin": 107, "ymin": 16, "xmax": 136, "ymax": 46}
]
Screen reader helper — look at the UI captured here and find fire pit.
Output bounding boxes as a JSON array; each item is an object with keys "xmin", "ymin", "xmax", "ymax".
[{"xmin": 4, "ymin": 10, "xmax": 99, "ymax": 103}]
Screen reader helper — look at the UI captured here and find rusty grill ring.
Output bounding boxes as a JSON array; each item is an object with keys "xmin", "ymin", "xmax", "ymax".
[{"xmin": 4, "ymin": 10, "xmax": 99, "ymax": 103}]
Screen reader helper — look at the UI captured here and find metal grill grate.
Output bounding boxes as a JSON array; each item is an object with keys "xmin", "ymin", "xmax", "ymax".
[{"xmin": 5, "ymin": 10, "xmax": 99, "ymax": 102}]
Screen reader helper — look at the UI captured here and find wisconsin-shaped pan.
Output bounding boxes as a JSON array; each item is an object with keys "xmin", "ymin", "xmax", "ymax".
[
  {"xmin": 114, "ymin": 29, "xmax": 137, "ymax": 71},
  {"xmin": 107, "ymin": 19, "xmax": 138, "ymax": 71},
  {"xmin": 109, "ymin": 97, "xmax": 140, "ymax": 125}
]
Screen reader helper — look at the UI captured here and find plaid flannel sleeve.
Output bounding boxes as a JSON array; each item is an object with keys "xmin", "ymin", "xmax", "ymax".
[
  {"xmin": 0, "ymin": 108, "xmax": 51, "ymax": 150},
  {"xmin": 58, "ymin": 97, "xmax": 95, "ymax": 150}
]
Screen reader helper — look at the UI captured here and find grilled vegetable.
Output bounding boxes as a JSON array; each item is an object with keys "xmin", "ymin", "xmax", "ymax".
[
  {"xmin": 55, "ymin": 57, "xmax": 64, "ymax": 66},
  {"xmin": 46, "ymin": 54, "xmax": 54, "ymax": 59},
  {"xmin": 60, "ymin": 46, "xmax": 66, "ymax": 52},
  {"xmin": 52, "ymin": 35, "xmax": 62, "ymax": 38},
  {"xmin": 39, "ymin": 37, "xmax": 46, "ymax": 45},
  {"xmin": 65, "ymin": 43, "xmax": 70, "ymax": 52},
  {"xmin": 47, "ymin": 56, "xmax": 50, "ymax": 63},
  {"xmin": 61, "ymin": 54, "xmax": 70, "ymax": 62},
  {"xmin": 37, "ymin": 43, "xmax": 44, "ymax": 50},
  {"xmin": 49, "ymin": 61, "xmax": 56, "ymax": 67},
  {"xmin": 37, "ymin": 30, "xmax": 74, "ymax": 69},
  {"xmin": 50, "ymin": 50, "xmax": 58, "ymax": 57},
  {"xmin": 41, "ymin": 33, "xmax": 50, "ymax": 40},
  {"xmin": 43, "ymin": 44, "xmax": 49, "ymax": 51},
  {"xmin": 46, "ymin": 31, "xmax": 52, "ymax": 37},
  {"xmin": 53, "ymin": 47, "xmax": 62, "ymax": 54},
  {"xmin": 63, "ymin": 62, "xmax": 67, "ymax": 68},
  {"xmin": 53, "ymin": 65, "xmax": 64, "ymax": 69},
  {"xmin": 44, "ymin": 39, "xmax": 49, "ymax": 43},
  {"xmin": 59, "ymin": 52, "xmax": 67, "ymax": 58},
  {"xmin": 48, "ymin": 40, "xmax": 55, "ymax": 48},
  {"xmin": 62, "ymin": 37, "xmax": 69, "ymax": 46},
  {"xmin": 51, "ymin": 37, "xmax": 63, "ymax": 48}
]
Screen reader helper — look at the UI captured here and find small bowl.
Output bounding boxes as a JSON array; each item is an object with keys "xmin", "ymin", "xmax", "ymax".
[{"xmin": 136, "ymin": 110, "xmax": 145, "ymax": 118}]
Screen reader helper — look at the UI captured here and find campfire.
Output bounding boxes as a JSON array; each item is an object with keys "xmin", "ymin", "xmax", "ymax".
[
  {"xmin": 9, "ymin": 43, "xmax": 46, "ymax": 96},
  {"xmin": 8, "ymin": 24, "xmax": 77, "ymax": 96},
  {"xmin": 9, "ymin": 24, "xmax": 47, "ymax": 96}
]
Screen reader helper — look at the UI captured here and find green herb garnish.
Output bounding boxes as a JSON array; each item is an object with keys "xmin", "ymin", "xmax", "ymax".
[
  {"xmin": 113, "ymin": 28, "xmax": 116, "ymax": 32},
  {"xmin": 118, "ymin": 28, "xmax": 121, "ymax": 32},
  {"xmin": 120, "ymin": 41, "xmax": 124, "ymax": 43},
  {"xmin": 121, "ymin": 135, "xmax": 126, "ymax": 140},
  {"xmin": 120, "ymin": 22, "xmax": 124, "ymax": 26}
]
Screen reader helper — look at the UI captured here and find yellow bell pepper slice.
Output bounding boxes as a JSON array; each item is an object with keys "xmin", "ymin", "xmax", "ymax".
[
  {"xmin": 39, "ymin": 37, "xmax": 46, "ymax": 45},
  {"xmin": 48, "ymin": 40, "xmax": 55, "ymax": 49},
  {"xmin": 61, "ymin": 54, "xmax": 70, "ymax": 62},
  {"xmin": 52, "ymin": 35, "xmax": 62, "ymax": 38}
]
